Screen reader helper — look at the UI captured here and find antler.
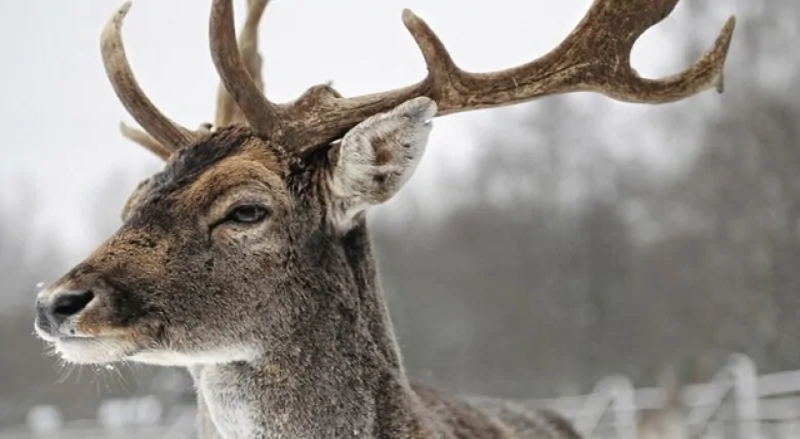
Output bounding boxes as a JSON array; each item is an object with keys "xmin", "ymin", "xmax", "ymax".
[
  {"xmin": 207, "ymin": 0, "xmax": 736, "ymax": 154},
  {"xmin": 214, "ymin": 0, "xmax": 270, "ymax": 128},
  {"xmin": 104, "ymin": 0, "xmax": 270, "ymax": 159},
  {"xmin": 101, "ymin": 1, "xmax": 198, "ymax": 155},
  {"xmin": 106, "ymin": 0, "xmax": 736, "ymax": 158}
]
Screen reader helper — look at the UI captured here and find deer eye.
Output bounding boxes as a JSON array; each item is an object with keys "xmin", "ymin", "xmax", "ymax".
[{"xmin": 223, "ymin": 205, "xmax": 271, "ymax": 225}]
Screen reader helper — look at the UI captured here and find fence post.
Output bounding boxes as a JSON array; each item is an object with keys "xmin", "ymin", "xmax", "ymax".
[
  {"xmin": 574, "ymin": 375, "xmax": 638, "ymax": 439},
  {"xmin": 729, "ymin": 353, "xmax": 760, "ymax": 439},
  {"xmin": 609, "ymin": 376, "xmax": 637, "ymax": 439}
]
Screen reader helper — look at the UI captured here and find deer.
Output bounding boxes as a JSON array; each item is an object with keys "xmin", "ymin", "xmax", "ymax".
[{"xmin": 32, "ymin": 0, "xmax": 735, "ymax": 437}]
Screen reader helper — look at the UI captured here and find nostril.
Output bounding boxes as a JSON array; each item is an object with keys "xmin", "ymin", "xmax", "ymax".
[{"xmin": 52, "ymin": 290, "xmax": 95, "ymax": 317}]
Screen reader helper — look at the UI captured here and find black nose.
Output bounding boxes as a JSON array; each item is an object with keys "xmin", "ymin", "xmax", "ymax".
[
  {"xmin": 52, "ymin": 290, "xmax": 95, "ymax": 318},
  {"xmin": 36, "ymin": 290, "xmax": 95, "ymax": 333}
]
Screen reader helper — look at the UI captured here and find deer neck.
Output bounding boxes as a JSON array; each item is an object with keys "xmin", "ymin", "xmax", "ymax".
[{"xmin": 194, "ymin": 218, "xmax": 428, "ymax": 438}]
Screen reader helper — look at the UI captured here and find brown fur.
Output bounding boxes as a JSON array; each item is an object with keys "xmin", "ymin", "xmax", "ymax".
[{"xmin": 36, "ymin": 116, "xmax": 581, "ymax": 438}]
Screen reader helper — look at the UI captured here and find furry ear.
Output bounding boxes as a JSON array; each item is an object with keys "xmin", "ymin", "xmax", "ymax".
[{"xmin": 326, "ymin": 97, "xmax": 437, "ymax": 230}]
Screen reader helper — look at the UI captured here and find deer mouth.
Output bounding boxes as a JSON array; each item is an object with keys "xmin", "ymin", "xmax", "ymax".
[
  {"xmin": 35, "ymin": 313, "xmax": 149, "ymax": 364},
  {"xmin": 34, "ymin": 308, "xmax": 142, "ymax": 364},
  {"xmin": 44, "ymin": 334, "xmax": 143, "ymax": 365},
  {"xmin": 35, "ymin": 282, "xmax": 161, "ymax": 364}
]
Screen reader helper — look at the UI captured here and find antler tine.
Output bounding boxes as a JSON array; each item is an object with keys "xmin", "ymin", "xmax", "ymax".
[
  {"xmin": 209, "ymin": 0, "xmax": 282, "ymax": 136},
  {"xmin": 117, "ymin": 121, "xmax": 214, "ymax": 160},
  {"xmin": 119, "ymin": 122, "xmax": 172, "ymax": 160},
  {"xmin": 101, "ymin": 1, "xmax": 197, "ymax": 152},
  {"xmin": 214, "ymin": 0, "xmax": 269, "ymax": 128},
  {"xmin": 278, "ymin": 0, "xmax": 736, "ymax": 154},
  {"xmin": 399, "ymin": 5, "xmax": 736, "ymax": 107}
]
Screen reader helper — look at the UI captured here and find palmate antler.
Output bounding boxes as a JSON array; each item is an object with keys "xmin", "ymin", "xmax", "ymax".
[{"xmin": 102, "ymin": 0, "xmax": 736, "ymax": 160}]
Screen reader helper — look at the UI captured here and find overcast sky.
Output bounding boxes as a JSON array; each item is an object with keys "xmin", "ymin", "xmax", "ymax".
[{"xmin": 0, "ymin": 0, "xmax": 738, "ymax": 255}]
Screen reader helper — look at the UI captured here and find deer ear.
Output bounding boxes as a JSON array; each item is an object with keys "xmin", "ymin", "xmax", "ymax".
[{"xmin": 326, "ymin": 97, "xmax": 436, "ymax": 229}]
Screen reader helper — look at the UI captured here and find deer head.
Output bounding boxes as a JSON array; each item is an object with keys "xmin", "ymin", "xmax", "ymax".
[{"xmin": 34, "ymin": 0, "xmax": 735, "ymax": 369}]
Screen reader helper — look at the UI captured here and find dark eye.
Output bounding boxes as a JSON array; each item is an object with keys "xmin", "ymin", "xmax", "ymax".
[{"xmin": 224, "ymin": 205, "xmax": 270, "ymax": 225}]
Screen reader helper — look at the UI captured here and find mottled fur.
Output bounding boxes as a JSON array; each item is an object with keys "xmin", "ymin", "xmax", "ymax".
[{"xmin": 35, "ymin": 99, "xmax": 581, "ymax": 439}]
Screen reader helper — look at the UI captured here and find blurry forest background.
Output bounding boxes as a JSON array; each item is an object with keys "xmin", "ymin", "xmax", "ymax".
[{"xmin": 1, "ymin": 0, "xmax": 799, "ymax": 428}]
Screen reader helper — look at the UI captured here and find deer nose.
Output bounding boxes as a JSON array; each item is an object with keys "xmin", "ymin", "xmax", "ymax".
[
  {"xmin": 35, "ymin": 289, "xmax": 96, "ymax": 336},
  {"xmin": 52, "ymin": 290, "xmax": 96, "ymax": 318}
]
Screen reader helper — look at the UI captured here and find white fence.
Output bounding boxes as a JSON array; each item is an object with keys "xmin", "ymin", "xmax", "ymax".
[
  {"xmin": 3, "ymin": 353, "xmax": 800, "ymax": 438},
  {"xmin": 513, "ymin": 354, "xmax": 798, "ymax": 439}
]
